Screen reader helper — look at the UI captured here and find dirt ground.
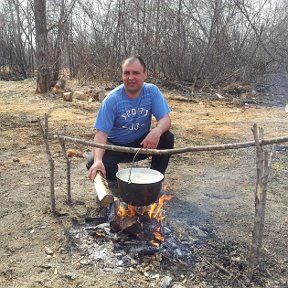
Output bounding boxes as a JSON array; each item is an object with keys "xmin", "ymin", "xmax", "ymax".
[{"xmin": 0, "ymin": 79, "xmax": 287, "ymax": 288}]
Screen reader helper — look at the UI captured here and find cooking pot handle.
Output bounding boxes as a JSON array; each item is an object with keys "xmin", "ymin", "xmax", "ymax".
[{"xmin": 128, "ymin": 148, "xmax": 142, "ymax": 184}]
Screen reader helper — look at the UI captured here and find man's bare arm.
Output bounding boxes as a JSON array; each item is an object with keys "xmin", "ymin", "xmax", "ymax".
[{"xmin": 88, "ymin": 130, "xmax": 108, "ymax": 180}]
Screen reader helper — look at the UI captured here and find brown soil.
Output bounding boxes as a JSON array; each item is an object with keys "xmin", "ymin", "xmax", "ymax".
[{"xmin": 0, "ymin": 79, "xmax": 287, "ymax": 288}]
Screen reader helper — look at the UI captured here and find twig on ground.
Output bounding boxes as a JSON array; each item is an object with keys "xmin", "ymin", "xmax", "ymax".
[{"xmin": 203, "ymin": 258, "xmax": 246, "ymax": 288}]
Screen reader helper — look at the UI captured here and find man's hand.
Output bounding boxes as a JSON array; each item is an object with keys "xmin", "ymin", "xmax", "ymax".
[
  {"xmin": 88, "ymin": 160, "xmax": 106, "ymax": 181},
  {"xmin": 140, "ymin": 126, "xmax": 162, "ymax": 149},
  {"xmin": 141, "ymin": 114, "xmax": 171, "ymax": 149}
]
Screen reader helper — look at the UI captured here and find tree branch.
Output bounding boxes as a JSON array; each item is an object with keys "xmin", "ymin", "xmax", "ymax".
[{"xmin": 56, "ymin": 133, "xmax": 288, "ymax": 155}]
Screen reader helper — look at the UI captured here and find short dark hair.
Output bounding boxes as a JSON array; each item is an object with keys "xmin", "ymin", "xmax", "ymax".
[{"xmin": 122, "ymin": 56, "xmax": 146, "ymax": 72}]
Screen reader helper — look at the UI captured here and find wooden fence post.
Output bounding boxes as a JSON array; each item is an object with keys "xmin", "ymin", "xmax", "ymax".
[
  {"xmin": 38, "ymin": 114, "xmax": 56, "ymax": 213},
  {"xmin": 248, "ymin": 124, "xmax": 275, "ymax": 281},
  {"xmin": 57, "ymin": 130, "xmax": 72, "ymax": 204}
]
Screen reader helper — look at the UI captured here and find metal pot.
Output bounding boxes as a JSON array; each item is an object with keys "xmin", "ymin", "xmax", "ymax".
[{"xmin": 116, "ymin": 167, "xmax": 164, "ymax": 206}]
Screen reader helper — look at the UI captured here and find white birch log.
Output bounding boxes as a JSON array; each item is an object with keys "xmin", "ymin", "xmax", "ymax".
[{"xmin": 94, "ymin": 172, "xmax": 114, "ymax": 206}]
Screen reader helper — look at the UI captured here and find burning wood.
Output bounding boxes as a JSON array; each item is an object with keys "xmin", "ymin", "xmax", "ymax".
[
  {"xmin": 78, "ymin": 193, "xmax": 195, "ymax": 270},
  {"xmin": 109, "ymin": 194, "xmax": 174, "ymax": 246}
]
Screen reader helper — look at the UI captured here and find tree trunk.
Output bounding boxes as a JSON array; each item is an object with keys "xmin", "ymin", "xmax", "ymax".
[{"xmin": 34, "ymin": 0, "xmax": 50, "ymax": 93}]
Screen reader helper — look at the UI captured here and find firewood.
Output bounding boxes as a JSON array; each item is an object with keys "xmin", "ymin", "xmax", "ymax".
[
  {"xmin": 94, "ymin": 172, "xmax": 114, "ymax": 207},
  {"xmin": 63, "ymin": 92, "xmax": 72, "ymax": 102},
  {"xmin": 54, "ymin": 79, "xmax": 65, "ymax": 89}
]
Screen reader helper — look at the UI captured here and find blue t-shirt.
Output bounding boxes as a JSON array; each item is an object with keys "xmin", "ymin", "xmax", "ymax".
[{"xmin": 94, "ymin": 83, "xmax": 171, "ymax": 145}]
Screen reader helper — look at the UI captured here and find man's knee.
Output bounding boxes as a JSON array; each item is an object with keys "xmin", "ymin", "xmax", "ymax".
[
  {"xmin": 86, "ymin": 152, "xmax": 94, "ymax": 170},
  {"xmin": 159, "ymin": 131, "xmax": 174, "ymax": 149}
]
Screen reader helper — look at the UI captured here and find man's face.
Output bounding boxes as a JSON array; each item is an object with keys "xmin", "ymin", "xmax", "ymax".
[{"xmin": 122, "ymin": 59, "xmax": 147, "ymax": 96}]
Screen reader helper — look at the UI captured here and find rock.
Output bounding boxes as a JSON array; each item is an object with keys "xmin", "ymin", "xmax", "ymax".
[
  {"xmin": 44, "ymin": 246, "xmax": 54, "ymax": 255},
  {"xmin": 150, "ymin": 274, "xmax": 160, "ymax": 279},
  {"xmin": 144, "ymin": 271, "xmax": 150, "ymax": 277},
  {"xmin": 63, "ymin": 272, "xmax": 76, "ymax": 280},
  {"xmin": 79, "ymin": 259, "xmax": 91, "ymax": 265},
  {"xmin": 159, "ymin": 276, "xmax": 173, "ymax": 288},
  {"xmin": 172, "ymin": 284, "xmax": 186, "ymax": 288}
]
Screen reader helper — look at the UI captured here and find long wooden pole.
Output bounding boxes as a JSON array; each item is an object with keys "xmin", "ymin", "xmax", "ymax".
[{"xmin": 56, "ymin": 134, "xmax": 288, "ymax": 155}]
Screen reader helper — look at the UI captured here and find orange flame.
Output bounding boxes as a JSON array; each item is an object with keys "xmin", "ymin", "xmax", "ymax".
[
  {"xmin": 115, "ymin": 194, "xmax": 174, "ymax": 246},
  {"xmin": 147, "ymin": 195, "xmax": 173, "ymax": 246},
  {"xmin": 117, "ymin": 203, "xmax": 136, "ymax": 219},
  {"xmin": 154, "ymin": 227, "xmax": 165, "ymax": 242},
  {"xmin": 147, "ymin": 194, "xmax": 174, "ymax": 221}
]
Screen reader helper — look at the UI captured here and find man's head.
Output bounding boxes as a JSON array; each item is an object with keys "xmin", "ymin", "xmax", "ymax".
[{"xmin": 122, "ymin": 56, "xmax": 147, "ymax": 98}]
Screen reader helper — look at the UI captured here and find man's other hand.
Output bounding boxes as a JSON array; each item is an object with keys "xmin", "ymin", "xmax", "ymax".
[
  {"xmin": 88, "ymin": 160, "xmax": 106, "ymax": 181},
  {"xmin": 140, "ymin": 127, "xmax": 162, "ymax": 149}
]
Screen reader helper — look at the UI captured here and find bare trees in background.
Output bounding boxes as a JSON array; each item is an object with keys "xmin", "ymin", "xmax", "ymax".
[
  {"xmin": 0, "ymin": 0, "xmax": 34, "ymax": 79},
  {"xmin": 0, "ymin": 0, "xmax": 288, "ymax": 89},
  {"xmin": 34, "ymin": 0, "xmax": 50, "ymax": 92}
]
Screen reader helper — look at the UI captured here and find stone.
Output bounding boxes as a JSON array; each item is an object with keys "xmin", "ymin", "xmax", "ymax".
[
  {"xmin": 172, "ymin": 284, "xmax": 186, "ymax": 288},
  {"xmin": 44, "ymin": 246, "xmax": 53, "ymax": 255},
  {"xmin": 159, "ymin": 276, "xmax": 173, "ymax": 288}
]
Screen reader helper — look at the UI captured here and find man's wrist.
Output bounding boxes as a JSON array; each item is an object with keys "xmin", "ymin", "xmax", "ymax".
[{"xmin": 154, "ymin": 126, "xmax": 163, "ymax": 134}]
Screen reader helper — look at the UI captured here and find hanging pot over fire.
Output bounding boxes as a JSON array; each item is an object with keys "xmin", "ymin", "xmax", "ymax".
[{"xmin": 116, "ymin": 167, "xmax": 164, "ymax": 207}]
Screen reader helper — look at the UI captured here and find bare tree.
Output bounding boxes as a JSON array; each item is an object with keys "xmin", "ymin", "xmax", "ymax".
[
  {"xmin": 34, "ymin": 0, "xmax": 51, "ymax": 92},
  {"xmin": 48, "ymin": 0, "xmax": 77, "ymax": 81},
  {"xmin": 0, "ymin": 0, "xmax": 287, "ymax": 87}
]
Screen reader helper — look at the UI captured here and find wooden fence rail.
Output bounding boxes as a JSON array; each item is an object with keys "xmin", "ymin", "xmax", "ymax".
[{"xmin": 56, "ymin": 134, "xmax": 288, "ymax": 155}]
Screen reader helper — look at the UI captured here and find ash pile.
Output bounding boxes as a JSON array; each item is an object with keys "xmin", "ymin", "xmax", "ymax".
[{"xmin": 68, "ymin": 195, "xmax": 203, "ymax": 275}]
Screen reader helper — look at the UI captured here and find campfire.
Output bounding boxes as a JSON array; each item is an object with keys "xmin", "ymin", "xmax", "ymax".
[
  {"xmin": 109, "ymin": 194, "xmax": 174, "ymax": 247},
  {"xmin": 72, "ymin": 185, "xmax": 196, "ymax": 273},
  {"xmin": 92, "ymin": 171, "xmax": 176, "ymax": 247},
  {"xmin": 76, "ymin": 177, "xmax": 195, "ymax": 271}
]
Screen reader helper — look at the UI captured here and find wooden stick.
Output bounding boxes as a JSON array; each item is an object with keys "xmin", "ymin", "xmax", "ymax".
[
  {"xmin": 248, "ymin": 124, "xmax": 275, "ymax": 281},
  {"xmin": 37, "ymin": 114, "xmax": 56, "ymax": 213},
  {"xmin": 56, "ymin": 130, "xmax": 72, "ymax": 204},
  {"xmin": 202, "ymin": 258, "xmax": 246, "ymax": 288},
  {"xmin": 94, "ymin": 172, "xmax": 114, "ymax": 206},
  {"xmin": 56, "ymin": 133, "xmax": 288, "ymax": 155}
]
